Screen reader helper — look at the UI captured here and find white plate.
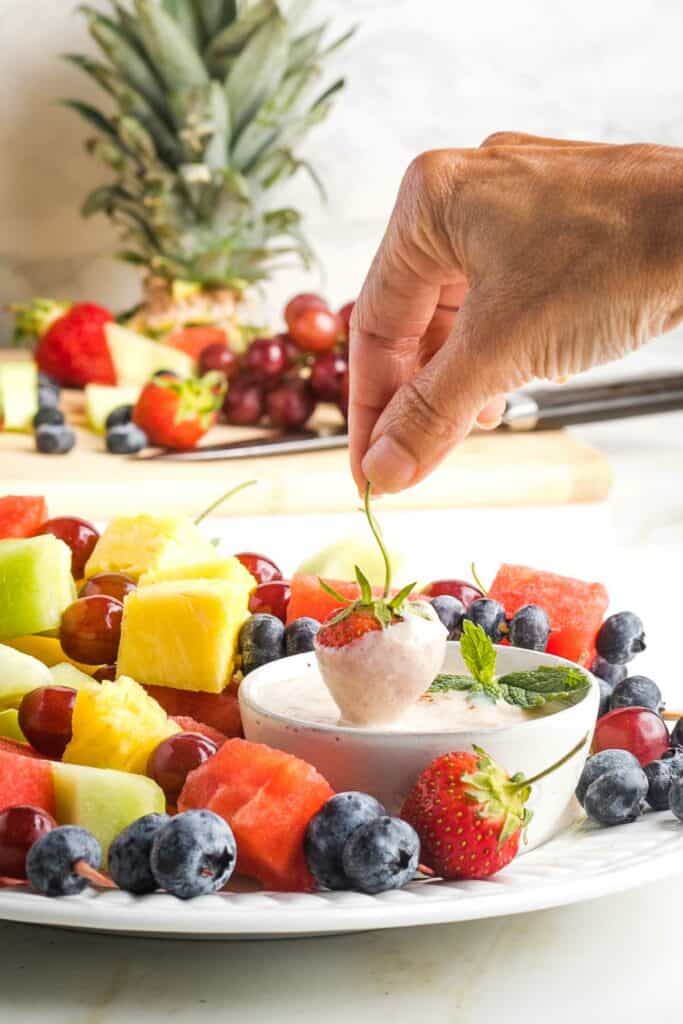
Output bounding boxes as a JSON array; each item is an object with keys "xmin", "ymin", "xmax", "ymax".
[{"xmin": 0, "ymin": 812, "xmax": 681, "ymax": 938}]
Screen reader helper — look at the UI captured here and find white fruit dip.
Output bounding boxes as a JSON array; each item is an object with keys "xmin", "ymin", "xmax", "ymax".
[
  {"xmin": 315, "ymin": 606, "xmax": 448, "ymax": 726},
  {"xmin": 255, "ymin": 662, "xmax": 539, "ymax": 733}
]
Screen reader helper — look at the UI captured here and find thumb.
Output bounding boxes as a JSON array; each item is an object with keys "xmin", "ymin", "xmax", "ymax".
[{"xmin": 360, "ymin": 297, "xmax": 509, "ymax": 492}]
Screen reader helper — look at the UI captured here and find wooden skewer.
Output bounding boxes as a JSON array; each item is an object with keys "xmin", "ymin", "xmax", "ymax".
[
  {"xmin": 74, "ymin": 860, "xmax": 116, "ymax": 889},
  {"xmin": 661, "ymin": 710, "xmax": 683, "ymax": 722}
]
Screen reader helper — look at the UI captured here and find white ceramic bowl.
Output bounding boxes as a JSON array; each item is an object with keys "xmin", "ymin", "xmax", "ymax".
[{"xmin": 239, "ymin": 642, "xmax": 599, "ymax": 851}]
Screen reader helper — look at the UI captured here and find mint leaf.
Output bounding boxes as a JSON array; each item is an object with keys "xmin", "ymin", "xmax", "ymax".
[
  {"xmin": 497, "ymin": 667, "xmax": 590, "ymax": 708},
  {"xmin": 428, "ymin": 674, "xmax": 475, "ymax": 694},
  {"xmin": 460, "ymin": 621, "xmax": 497, "ymax": 685}
]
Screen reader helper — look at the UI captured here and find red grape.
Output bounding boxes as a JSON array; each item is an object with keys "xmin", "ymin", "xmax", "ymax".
[
  {"xmin": 147, "ymin": 732, "xmax": 217, "ymax": 804},
  {"xmin": 223, "ymin": 377, "xmax": 264, "ymax": 426},
  {"xmin": 60, "ymin": 595, "xmax": 123, "ymax": 665},
  {"xmin": 80, "ymin": 572, "xmax": 137, "ymax": 603},
  {"xmin": 265, "ymin": 379, "xmax": 315, "ymax": 428},
  {"xmin": 310, "ymin": 351, "xmax": 348, "ymax": 403},
  {"xmin": 279, "ymin": 333, "xmax": 303, "ymax": 367},
  {"xmin": 593, "ymin": 707, "xmax": 670, "ymax": 766},
  {"xmin": 199, "ymin": 343, "xmax": 240, "ymax": 381},
  {"xmin": 36, "ymin": 517, "xmax": 100, "ymax": 579},
  {"xmin": 93, "ymin": 664, "xmax": 117, "ymax": 682},
  {"xmin": 243, "ymin": 337, "xmax": 288, "ymax": 382},
  {"xmin": 234, "ymin": 552, "xmax": 283, "ymax": 585},
  {"xmin": 338, "ymin": 301, "xmax": 355, "ymax": 337},
  {"xmin": 290, "ymin": 309, "xmax": 343, "ymax": 353},
  {"xmin": 0, "ymin": 805, "xmax": 56, "ymax": 879},
  {"xmin": 18, "ymin": 686, "xmax": 76, "ymax": 759},
  {"xmin": 249, "ymin": 580, "xmax": 291, "ymax": 623},
  {"xmin": 284, "ymin": 293, "xmax": 328, "ymax": 331},
  {"xmin": 423, "ymin": 579, "xmax": 485, "ymax": 608}
]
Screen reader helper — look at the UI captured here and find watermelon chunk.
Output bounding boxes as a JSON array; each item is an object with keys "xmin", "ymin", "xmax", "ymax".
[
  {"xmin": 0, "ymin": 743, "xmax": 55, "ymax": 815},
  {"xmin": 179, "ymin": 738, "xmax": 334, "ymax": 891},
  {"xmin": 287, "ymin": 575, "xmax": 359, "ymax": 625},
  {"xmin": 489, "ymin": 563, "xmax": 609, "ymax": 666},
  {"xmin": 171, "ymin": 716, "xmax": 227, "ymax": 748},
  {"xmin": 145, "ymin": 685, "xmax": 242, "ymax": 737},
  {"xmin": 0, "ymin": 496, "xmax": 47, "ymax": 539}
]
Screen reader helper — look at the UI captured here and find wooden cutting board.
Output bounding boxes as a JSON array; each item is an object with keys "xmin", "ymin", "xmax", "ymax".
[{"xmin": 0, "ymin": 379, "xmax": 612, "ymax": 518}]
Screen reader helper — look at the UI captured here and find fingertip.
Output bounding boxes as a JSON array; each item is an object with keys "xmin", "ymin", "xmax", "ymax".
[{"xmin": 361, "ymin": 435, "xmax": 418, "ymax": 494}]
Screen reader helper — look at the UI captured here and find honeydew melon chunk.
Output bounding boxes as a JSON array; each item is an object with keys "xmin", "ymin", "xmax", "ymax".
[
  {"xmin": 85, "ymin": 383, "xmax": 141, "ymax": 434},
  {"xmin": 0, "ymin": 643, "xmax": 52, "ymax": 709},
  {"xmin": 49, "ymin": 662, "xmax": 101, "ymax": 693},
  {"xmin": 106, "ymin": 322, "xmax": 195, "ymax": 385},
  {"xmin": 0, "ymin": 362, "xmax": 38, "ymax": 431},
  {"xmin": 3, "ymin": 635, "xmax": 94, "ymax": 672},
  {"xmin": 0, "ymin": 535, "xmax": 75, "ymax": 640},
  {"xmin": 297, "ymin": 535, "xmax": 407, "ymax": 589},
  {"xmin": 51, "ymin": 761, "xmax": 166, "ymax": 857},
  {"xmin": 0, "ymin": 709, "xmax": 26, "ymax": 742}
]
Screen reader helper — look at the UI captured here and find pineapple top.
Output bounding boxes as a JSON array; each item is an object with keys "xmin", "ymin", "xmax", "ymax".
[{"xmin": 66, "ymin": 0, "xmax": 354, "ymax": 289}]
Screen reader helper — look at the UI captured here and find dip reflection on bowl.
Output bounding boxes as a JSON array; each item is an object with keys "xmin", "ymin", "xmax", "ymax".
[{"xmin": 239, "ymin": 642, "xmax": 598, "ymax": 851}]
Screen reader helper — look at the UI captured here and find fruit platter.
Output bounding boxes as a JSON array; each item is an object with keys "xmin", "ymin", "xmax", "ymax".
[{"xmin": 0, "ymin": 488, "xmax": 681, "ymax": 940}]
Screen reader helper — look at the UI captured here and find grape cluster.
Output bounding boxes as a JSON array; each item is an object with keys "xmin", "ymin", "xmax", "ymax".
[{"xmin": 200, "ymin": 293, "xmax": 353, "ymax": 430}]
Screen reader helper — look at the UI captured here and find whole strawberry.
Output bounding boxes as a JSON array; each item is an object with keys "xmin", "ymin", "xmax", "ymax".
[
  {"xmin": 13, "ymin": 299, "xmax": 115, "ymax": 388},
  {"xmin": 402, "ymin": 748, "xmax": 530, "ymax": 880},
  {"xmin": 133, "ymin": 372, "xmax": 225, "ymax": 450},
  {"xmin": 402, "ymin": 739, "xmax": 586, "ymax": 880}
]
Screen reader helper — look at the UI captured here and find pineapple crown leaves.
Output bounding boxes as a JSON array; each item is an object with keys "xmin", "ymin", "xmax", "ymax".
[
  {"xmin": 461, "ymin": 735, "xmax": 589, "ymax": 847},
  {"xmin": 318, "ymin": 485, "xmax": 418, "ymax": 630},
  {"xmin": 65, "ymin": 0, "xmax": 355, "ymax": 287}
]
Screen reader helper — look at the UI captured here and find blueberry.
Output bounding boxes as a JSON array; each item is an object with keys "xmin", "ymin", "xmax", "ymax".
[
  {"xmin": 105, "ymin": 404, "xmax": 134, "ymax": 431},
  {"xmin": 508, "ymin": 604, "xmax": 550, "ymax": 652},
  {"xmin": 644, "ymin": 752, "xmax": 683, "ymax": 811},
  {"xmin": 26, "ymin": 825, "xmax": 101, "ymax": 897},
  {"xmin": 610, "ymin": 675, "xmax": 662, "ymax": 713},
  {"xmin": 108, "ymin": 813, "xmax": 171, "ymax": 894},
  {"xmin": 304, "ymin": 792, "xmax": 386, "ymax": 890},
  {"xmin": 37, "ymin": 386, "xmax": 60, "ymax": 409},
  {"xmin": 597, "ymin": 678, "xmax": 613, "ymax": 718},
  {"xmin": 671, "ymin": 718, "xmax": 683, "ymax": 750},
  {"xmin": 33, "ymin": 407, "xmax": 64, "ymax": 429},
  {"xmin": 590, "ymin": 656, "xmax": 628, "ymax": 688},
  {"xmin": 106, "ymin": 423, "xmax": 148, "ymax": 455},
  {"xmin": 35, "ymin": 423, "xmax": 76, "ymax": 454},
  {"xmin": 583, "ymin": 764, "xmax": 648, "ymax": 826},
  {"xmin": 341, "ymin": 816, "xmax": 420, "ymax": 895},
  {"xmin": 430, "ymin": 595, "xmax": 465, "ymax": 636},
  {"xmin": 576, "ymin": 748, "xmax": 641, "ymax": 806},
  {"xmin": 463, "ymin": 598, "xmax": 506, "ymax": 642},
  {"xmin": 285, "ymin": 617, "xmax": 320, "ymax": 657},
  {"xmin": 239, "ymin": 613, "xmax": 285, "ymax": 674},
  {"xmin": 670, "ymin": 775, "xmax": 683, "ymax": 821},
  {"xmin": 38, "ymin": 371, "xmax": 60, "ymax": 393},
  {"xmin": 596, "ymin": 612, "xmax": 645, "ymax": 665},
  {"xmin": 150, "ymin": 810, "xmax": 236, "ymax": 900}
]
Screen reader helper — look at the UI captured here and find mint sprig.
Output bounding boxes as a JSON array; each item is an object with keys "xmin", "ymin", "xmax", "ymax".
[{"xmin": 429, "ymin": 622, "xmax": 590, "ymax": 709}]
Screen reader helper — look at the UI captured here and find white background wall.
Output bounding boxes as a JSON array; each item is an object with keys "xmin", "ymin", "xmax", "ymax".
[{"xmin": 2, "ymin": 0, "xmax": 683, "ymax": 361}]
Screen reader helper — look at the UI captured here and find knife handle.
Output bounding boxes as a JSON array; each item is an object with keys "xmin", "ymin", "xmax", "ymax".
[{"xmin": 503, "ymin": 374, "xmax": 683, "ymax": 430}]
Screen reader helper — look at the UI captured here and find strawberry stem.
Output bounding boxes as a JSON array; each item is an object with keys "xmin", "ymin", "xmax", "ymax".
[
  {"xmin": 194, "ymin": 480, "xmax": 257, "ymax": 525},
  {"xmin": 363, "ymin": 483, "xmax": 392, "ymax": 598},
  {"xmin": 513, "ymin": 733, "xmax": 590, "ymax": 790}
]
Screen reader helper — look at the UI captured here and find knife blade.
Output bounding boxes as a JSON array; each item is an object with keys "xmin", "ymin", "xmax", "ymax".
[{"xmin": 140, "ymin": 373, "xmax": 683, "ymax": 461}]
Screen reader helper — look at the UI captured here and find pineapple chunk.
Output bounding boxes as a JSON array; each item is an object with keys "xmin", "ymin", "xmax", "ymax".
[
  {"xmin": 63, "ymin": 677, "xmax": 179, "ymax": 774},
  {"xmin": 139, "ymin": 555, "xmax": 255, "ymax": 590},
  {"xmin": 117, "ymin": 578, "xmax": 250, "ymax": 693},
  {"xmin": 84, "ymin": 514, "xmax": 218, "ymax": 582}
]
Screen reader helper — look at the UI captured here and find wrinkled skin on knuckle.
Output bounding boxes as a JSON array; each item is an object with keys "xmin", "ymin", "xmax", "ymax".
[{"xmin": 398, "ymin": 149, "xmax": 468, "ymax": 271}]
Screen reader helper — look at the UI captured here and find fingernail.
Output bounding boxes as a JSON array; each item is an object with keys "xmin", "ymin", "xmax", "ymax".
[{"xmin": 361, "ymin": 435, "xmax": 417, "ymax": 492}]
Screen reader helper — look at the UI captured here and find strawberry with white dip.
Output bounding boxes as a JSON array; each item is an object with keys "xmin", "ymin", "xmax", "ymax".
[{"xmin": 314, "ymin": 487, "xmax": 447, "ymax": 726}]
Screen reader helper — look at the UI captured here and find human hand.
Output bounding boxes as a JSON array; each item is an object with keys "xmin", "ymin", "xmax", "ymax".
[{"xmin": 349, "ymin": 132, "xmax": 683, "ymax": 493}]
